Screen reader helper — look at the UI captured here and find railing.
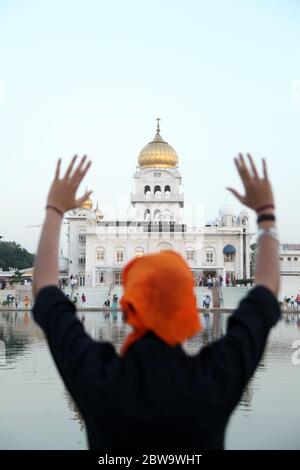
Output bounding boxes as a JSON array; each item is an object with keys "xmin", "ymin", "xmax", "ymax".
[
  {"xmin": 108, "ymin": 283, "xmax": 113, "ymax": 296},
  {"xmin": 280, "ymin": 267, "xmax": 300, "ymax": 273},
  {"xmin": 218, "ymin": 284, "xmax": 224, "ymax": 308},
  {"xmin": 130, "ymin": 193, "xmax": 184, "ymax": 203}
]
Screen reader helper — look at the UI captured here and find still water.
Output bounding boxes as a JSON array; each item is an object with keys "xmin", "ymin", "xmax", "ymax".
[{"xmin": 0, "ymin": 310, "xmax": 300, "ymax": 450}]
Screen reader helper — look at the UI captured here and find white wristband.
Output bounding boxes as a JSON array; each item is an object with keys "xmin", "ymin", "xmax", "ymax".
[{"xmin": 257, "ymin": 227, "xmax": 279, "ymax": 243}]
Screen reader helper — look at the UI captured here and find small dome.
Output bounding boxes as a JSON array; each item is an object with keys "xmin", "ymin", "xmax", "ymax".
[
  {"xmin": 219, "ymin": 204, "xmax": 235, "ymax": 217},
  {"xmin": 95, "ymin": 203, "xmax": 104, "ymax": 219},
  {"xmin": 240, "ymin": 208, "xmax": 249, "ymax": 217},
  {"xmin": 81, "ymin": 197, "xmax": 93, "ymax": 210},
  {"xmin": 138, "ymin": 119, "xmax": 179, "ymax": 169}
]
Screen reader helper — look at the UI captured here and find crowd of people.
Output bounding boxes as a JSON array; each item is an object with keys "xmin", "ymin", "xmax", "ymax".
[
  {"xmin": 197, "ymin": 274, "xmax": 237, "ymax": 288},
  {"xmin": 0, "ymin": 278, "xmax": 32, "ymax": 290},
  {"xmin": 103, "ymin": 294, "xmax": 119, "ymax": 320},
  {"xmin": 1, "ymin": 293, "xmax": 31, "ymax": 308},
  {"xmin": 283, "ymin": 295, "xmax": 300, "ymax": 310}
]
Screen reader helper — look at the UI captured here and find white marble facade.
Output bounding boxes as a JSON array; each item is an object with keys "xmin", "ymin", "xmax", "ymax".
[{"xmin": 66, "ymin": 123, "xmax": 251, "ymax": 288}]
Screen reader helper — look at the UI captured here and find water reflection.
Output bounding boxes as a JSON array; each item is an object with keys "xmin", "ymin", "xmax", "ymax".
[{"xmin": 0, "ymin": 310, "xmax": 300, "ymax": 449}]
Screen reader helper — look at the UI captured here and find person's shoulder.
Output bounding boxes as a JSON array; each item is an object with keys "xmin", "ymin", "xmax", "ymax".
[
  {"xmin": 34, "ymin": 285, "xmax": 66, "ymax": 304},
  {"xmin": 235, "ymin": 284, "xmax": 281, "ymax": 327},
  {"xmin": 32, "ymin": 285, "xmax": 76, "ymax": 326}
]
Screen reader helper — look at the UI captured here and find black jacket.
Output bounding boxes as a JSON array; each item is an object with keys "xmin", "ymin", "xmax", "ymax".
[{"xmin": 32, "ymin": 285, "xmax": 280, "ymax": 450}]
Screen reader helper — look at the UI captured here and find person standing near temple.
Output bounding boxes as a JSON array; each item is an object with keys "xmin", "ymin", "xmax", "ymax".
[
  {"xmin": 205, "ymin": 294, "xmax": 211, "ymax": 309},
  {"xmin": 24, "ymin": 295, "xmax": 30, "ymax": 309},
  {"xmin": 111, "ymin": 295, "xmax": 118, "ymax": 321}
]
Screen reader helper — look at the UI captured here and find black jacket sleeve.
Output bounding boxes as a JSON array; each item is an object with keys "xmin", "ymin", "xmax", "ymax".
[
  {"xmin": 32, "ymin": 286, "xmax": 117, "ymax": 395},
  {"xmin": 197, "ymin": 285, "xmax": 281, "ymax": 411}
]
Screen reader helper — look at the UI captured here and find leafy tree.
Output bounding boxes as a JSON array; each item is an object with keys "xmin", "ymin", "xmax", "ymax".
[
  {"xmin": 0, "ymin": 241, "xmax": 35, "ymax": 271},
  {"xmin": 11, "ymin": 270, "xmax": 23, "ymax": 284},
  {"xmin": 250, "ymin": 243, "xmax": 257, "ymax": 278}
]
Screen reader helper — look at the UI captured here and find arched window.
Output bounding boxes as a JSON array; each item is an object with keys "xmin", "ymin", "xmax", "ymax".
[
  {"xmin": 144, "ymin": 208, "xmax": 151, "ymax": 221},
  {"xmin": 78, "ymin": 272, "xmax": 85, "ymax": 287},
  {"xmin": 156, "ymin": 242, "xmax": 173, "ymax": 251},
  {"xmin": 164, "ymin": 185, "xmax": 171, "ymax": 194},
  {"xmin": 287, "ymin": 257, "xmax": 291, "ymax": 261},
  {"xmin": 206, "ymin": 252, "xmax": 214, "ymax": 263},
  {"xmin": 153, "ymin": 209, "xmax": 161, "ymax": 221},
  {"xmin": 294, "ymin": 257, "xmax": 298, "ymax": 261},
  {"xmin": 204, "ymin": 247, "xmax": 215, "ymax": 264},
  {"xmin": 96, "ymin": 246, "xmax": 105, "ymax": 261},
  {"xmin": 186, "ymin": 248, "xmax": 195, "ymax": 261},
  {"xmin": 78, "ymin": 231, "xmax": 86, "ymax": 243},
  {"xmin": 135, "ymin": 246, "xmax": 144, "ymax": 258},
  {"xmin": 279, "ymin": 257, "xmax": 284, "ymax": 261},
  {"xmin": 114, "ymin": 272, "xmax": 122, "ymax": 286},
  {"xmin": 115, "ymin": 247, "xmax": 125, "ymax": 263},
  {"xmin": 154, "ymin": 185, "xmax": 161, "ymax": 194},
  {"xmin": 223, "ymin": 244, "xmax": 236, "ymax": 262},
  {"xmin": 96, "ymin": 270, "xmax": 105, "ymax": 284},
  {"xmin": 162, "ymin": 209, "xmax": 173, "ymax": 221},
  {"xmin": 78, "ymin": 253, "xmax": 86, "ymax": 265},
  {"xmin": 144, "ymin": 185, "xmax": 151, "ymax": 194}
]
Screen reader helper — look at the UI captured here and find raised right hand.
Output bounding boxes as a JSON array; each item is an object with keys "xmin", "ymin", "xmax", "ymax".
[
  {"xmin": 227, "ymin": 153, "xmax": 274, "ymax": 212},
  {"xmin": 47, "ymin": 155, "xmax": 92, "ymax": 214}
]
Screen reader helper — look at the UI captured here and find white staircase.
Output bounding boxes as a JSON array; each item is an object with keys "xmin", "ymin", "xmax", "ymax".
[
  {"xmin": 65, "ymin": 286, "xmax": 110, "ymax": 308},
  {"xmin": 194, "ymin": 287, "xmax": 214, "ymax": 308},
  {"xmin": 220, "ymin": 286, "xmax": 251, "ymax": 309},
  {"xmin": 62, "ymin": 285, "xmax": 251, "ymax": 310}
]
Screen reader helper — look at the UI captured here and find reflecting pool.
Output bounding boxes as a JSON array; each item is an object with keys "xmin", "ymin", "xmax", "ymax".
[{"xmin": 0, "ymin": 310, "xmax": 300, "ymax": 449}]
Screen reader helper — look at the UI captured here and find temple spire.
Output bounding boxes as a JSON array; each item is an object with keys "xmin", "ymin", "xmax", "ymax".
[{"xmin": 156, "ymin": 117, "xmax": 161, "ymax": 134}]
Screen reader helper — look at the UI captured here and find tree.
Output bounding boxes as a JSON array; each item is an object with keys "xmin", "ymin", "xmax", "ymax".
[
  {"xmin": 0, "ymin": 241, "xmax": 35, "ymax": 271},
  {"xmin": 11, "ymin": 270, "xmax": 23, "ymax": 284}
]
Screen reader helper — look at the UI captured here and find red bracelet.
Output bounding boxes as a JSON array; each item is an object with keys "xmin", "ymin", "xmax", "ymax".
[{"xmin": 256, "ymin": 204, "xmax": 275, "ymax": 213}]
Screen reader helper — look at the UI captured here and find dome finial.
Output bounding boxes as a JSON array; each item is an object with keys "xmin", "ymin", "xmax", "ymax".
[{"xmin": 156, "ymin": 117, "xmax": 161, "ymax": 133}]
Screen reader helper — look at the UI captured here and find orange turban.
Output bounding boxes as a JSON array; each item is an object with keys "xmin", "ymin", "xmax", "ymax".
[{"xmin": 120, "ymin": 251, "xmax": 201, "ymax": 355}]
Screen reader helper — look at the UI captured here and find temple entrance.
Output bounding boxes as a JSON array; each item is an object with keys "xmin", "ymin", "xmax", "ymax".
[
  {"xmin": 114, "ymin": 271, "xmax": 122, "ymax": 286},
  {"xmin": 225, "ymin": 271, "xmax": 235, "ymax": 286},
  {"xmin": 78, "ymin": 273, "xmax": 85, "ymax": 287},
  {"xmin": 202, "ymin": 271, "xmax": 217, "ymax": 287}
]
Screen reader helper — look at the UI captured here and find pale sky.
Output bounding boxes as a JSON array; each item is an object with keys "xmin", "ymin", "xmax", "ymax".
[{"xmin": 0, "ymin": 0, "xmax": 300, "ymax": 253}]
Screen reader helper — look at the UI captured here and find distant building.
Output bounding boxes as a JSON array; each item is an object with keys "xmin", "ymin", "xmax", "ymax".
[{"xmin": 279, "ymin": 244, "xmax": 300, "ymax": 299}]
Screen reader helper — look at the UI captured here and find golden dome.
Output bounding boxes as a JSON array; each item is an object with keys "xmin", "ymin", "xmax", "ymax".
[
  {"xmin": 81, "ymin": 196, "xmax": 93, "ymax": 210},
  {"xmin": 138, "ymin": 119, "xmax": 179, "ymax": 168}
]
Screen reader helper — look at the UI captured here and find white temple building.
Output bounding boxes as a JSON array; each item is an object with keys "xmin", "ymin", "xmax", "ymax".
[{"xmin": 66, "ymin": 120, "xmax": 251, "ymax": 289}]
